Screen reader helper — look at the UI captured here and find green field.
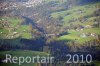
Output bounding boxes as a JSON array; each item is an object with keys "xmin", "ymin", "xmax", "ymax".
[
  {"xmin": 51, "ymin": 2, "xmax": 100, "ymax": 44},
  {"xmin": 0, "ymin": 17, "xmax": 32, "ymax": 39},
  {"xmin": 58, "ymin": 27, "xmax": 100, "ymax": 44},
  {"xmin": 51, "ymin": 2, "xmax": 100, "ymax": 27},
  {"xmin": 0, "ymin": 50, "xmax": 48, "ymax": 66}
]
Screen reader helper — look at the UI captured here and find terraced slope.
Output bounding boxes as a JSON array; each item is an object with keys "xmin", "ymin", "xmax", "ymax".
[
  {"xmin": 0, "ymin": 16, "xmax": 32, "ymax": 39},
  {"xmin": 50, "ymin": 2, "xmax": 100, "ymax": 44}
]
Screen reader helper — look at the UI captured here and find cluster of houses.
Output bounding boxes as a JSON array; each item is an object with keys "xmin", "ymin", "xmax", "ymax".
[
  {"xmin": 0, "ymin": 18, "xmax": 19, "ymax": 39},
  {"xmin": 7, "ymin": 0, "xmax": 43, "ymax": 8},
  {"xmin": 0, "ymin": 0, "xmax": 66, "ymax": 10},
  {"xmin": 0, "ymin": 19, "xmax": 10, "ymax": 28},
  {"xmin": 0, "ymin": 0, "xmax": 44, "ymax": 12},
  {"xmin": 75, "ymin": 25, "xmax": 97, "ymax": 38},
  {"xmin": 80, "ymin": 33, "xmax": 96, "ymax": 38}
]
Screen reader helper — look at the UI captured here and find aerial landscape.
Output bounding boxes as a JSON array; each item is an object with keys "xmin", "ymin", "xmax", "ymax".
[{"xmin": 0, "ymin": 0, "xmax": 100, "ymax": 66}]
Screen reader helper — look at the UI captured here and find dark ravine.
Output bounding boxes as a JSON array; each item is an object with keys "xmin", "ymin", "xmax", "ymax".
[{"xmin": 22, "ymin": 16, "xmax": 45, "ymax": 33}]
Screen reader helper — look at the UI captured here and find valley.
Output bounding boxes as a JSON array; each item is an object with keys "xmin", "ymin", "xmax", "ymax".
[{"xmin": 0, "ymin": 0, "xmax": 100, "ymax": 66}]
